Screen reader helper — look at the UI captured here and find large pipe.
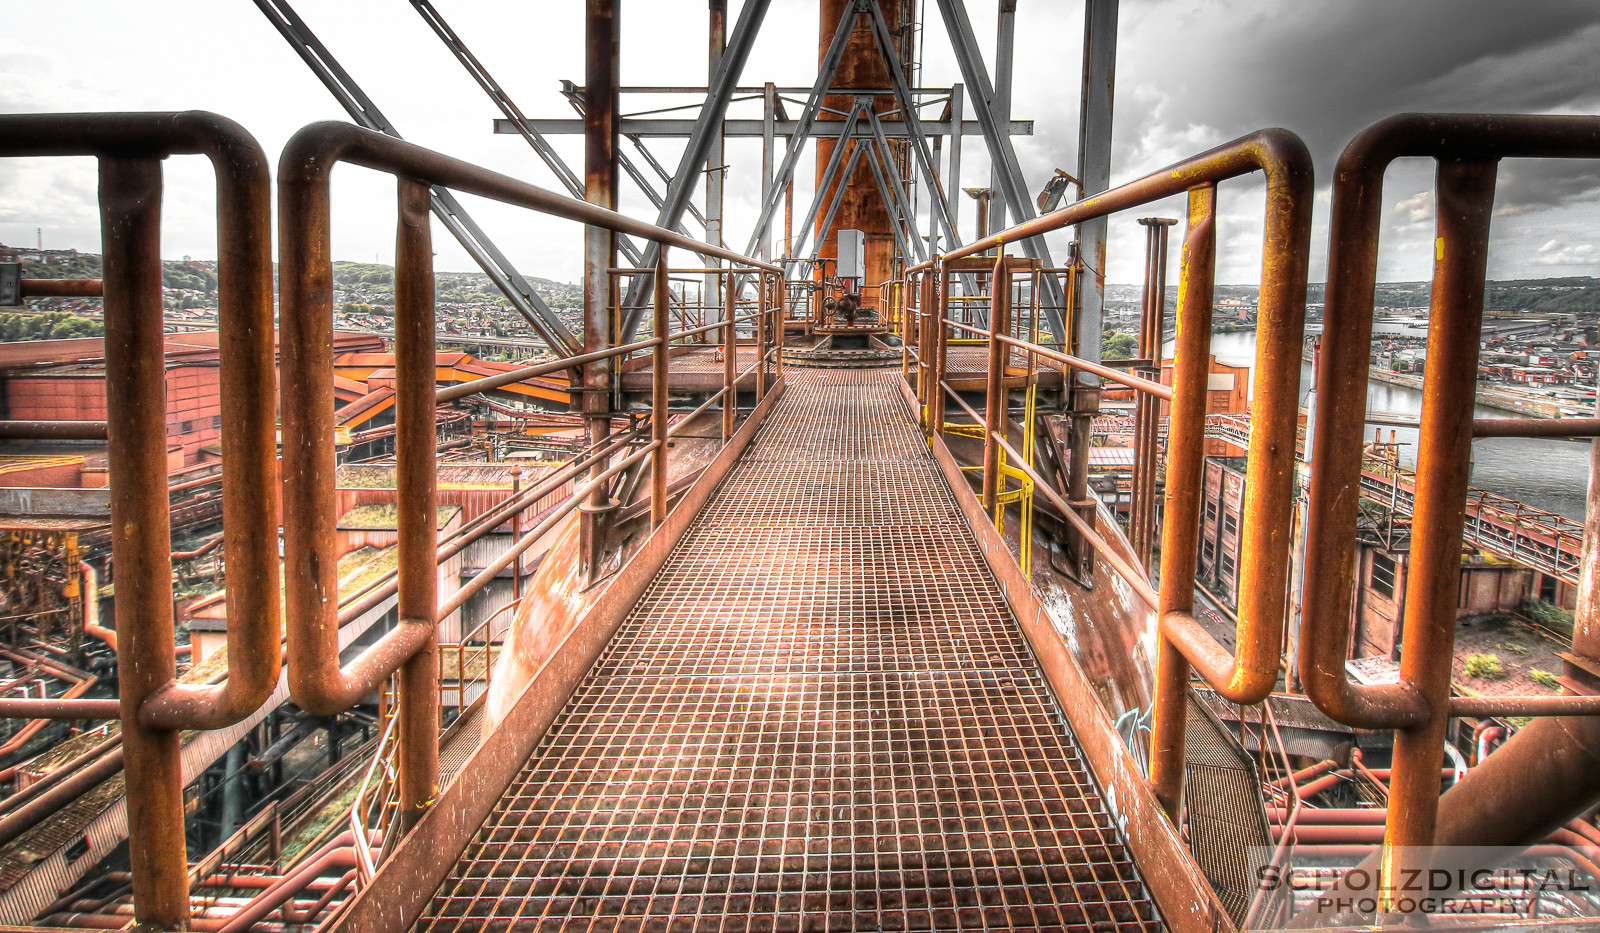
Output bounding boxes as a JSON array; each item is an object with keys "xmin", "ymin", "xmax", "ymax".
[{"xmin": 101, "ymin": 154, "xmax": 189, "ymax": 929}]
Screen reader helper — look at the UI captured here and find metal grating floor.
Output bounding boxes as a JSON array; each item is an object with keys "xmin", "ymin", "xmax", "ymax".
[{"xmin": 415, "ymin": 370, "xmax": 1164, "ymax": 933}]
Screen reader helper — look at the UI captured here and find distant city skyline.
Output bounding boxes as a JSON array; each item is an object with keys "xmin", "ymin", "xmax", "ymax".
[{"xmin": 2, "ymin": 1, "xmax": 1599, "ymax": 286}]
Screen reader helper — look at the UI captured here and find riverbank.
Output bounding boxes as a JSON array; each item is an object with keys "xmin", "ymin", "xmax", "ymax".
[
  {"xmin": 1297, "ymin": 344, "xmax": 1562, "ymax": 418},
  {"xmin": 1364, "ymin": 368, "xmax": 1562, "ymax": 418}
]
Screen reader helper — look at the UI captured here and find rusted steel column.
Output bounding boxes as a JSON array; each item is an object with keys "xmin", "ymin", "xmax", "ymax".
[
  {"xmin": 100, "ymin": 155, "xmax": 189, "ymax": 930},
  {"xmin": 930, "ymin": 268, "xmax": 950, "ymax": 433},
  {"xmin": 394, "ymin": 176, "xmax": 439, "ymax": 833},
  {"xmin": 772, "ymin": 271, "xmax": 785, "ymax": 381},
  {"xmin": 983, "ymin": 254, "xmax": 1011, "ymax": 514},
  {"xmin": 651, "ymin": 248, "xmax": 670, "ymax": 528},
  {"xmin": 1147, "ymin": 184, "xmax": 1216, "ymax": 819},
  {"xmin": 757, "ymin": 268, "xmax": 768, "ymax": 398},
  {"xmin": 1133, "ymin": 218, "xmax": 1175, "ymax": 568},
  {"xmin": 722, "ymin": 271, "xmax": 736, "ymax": 440},
  {"xmin": 510, "ymin": 466, "xmax": 524, "ymax": 599},
  {"xmin": 1573, "ymin": 437, "xmax": 1600, "ymax": 681},
  {"xmin": 580, "ymin": 0, "xmax": 620, "ymax": 584},
  {"xmin": 1378, "ymin": 159, "xmax": 1498, "ymax": 910},
  {"xmin": 918, "ymin": 271, "xmax": 937, "ymax": 428}
]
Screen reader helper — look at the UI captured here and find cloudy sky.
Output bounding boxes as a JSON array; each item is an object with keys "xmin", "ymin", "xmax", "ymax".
[{"xmin": 3, "ymin": 0, "xmax": 1599, "ymax": 286}]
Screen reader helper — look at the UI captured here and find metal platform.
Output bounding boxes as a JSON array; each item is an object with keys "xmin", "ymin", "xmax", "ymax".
[{"xmin": 414, "ymin": 370, "xmax": 1163, "ymax": 932}]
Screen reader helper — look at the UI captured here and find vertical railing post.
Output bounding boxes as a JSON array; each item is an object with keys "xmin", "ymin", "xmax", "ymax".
[
  {"xmin": 772, "ymin": 271, "xmax": 785, "ymax": 381},
  {"xmin": 510, "ymin": 465, "xmax": 523, "ymax": 599},
  {"xmin": 394, "ymin": 176, "xmax": 439, "ymax": 833},
  {"xmin": 1148, "ymin": 183, "xmax": 1217, "ymax": 819},
  {"xmin": 983, "ymin": 252, "xmax": 1011, "ymax": 515},
  {"xmin": 1379, "ymin": 159, "xmax": 1498, "ymax": 913},
  {"xmin": 757, "ymin": 267, "xmax": 768, "ymax": 399},
  {"xmin": 101, "ymin": 154, "xmax": 190, "ymax": 930},
  {"xmin": 930, "ymin": 265, "xmax": 950, "ymax": 435},
  {"xmin": 918, "ymin": 270, "xmax": 936, "ymax": 429},
  {"xmin": 723, "ymin": 270, "xmax": 736, "ymax": 440},
  {"xmin": 579, "ymin": 0, "xmax": 619, "ymax": 585},
  {"xmin": 651, "ymin": 248, "xmax": 670, "ymax": 528},
  {"xmin": 1133, "ymin": 217, "xmax": 1175, "ymax": 568}
]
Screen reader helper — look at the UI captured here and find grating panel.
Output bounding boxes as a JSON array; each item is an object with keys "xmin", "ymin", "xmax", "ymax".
[{"xmin": 415, "ymin": 370, "xmax": 1164, "ymax": 933}]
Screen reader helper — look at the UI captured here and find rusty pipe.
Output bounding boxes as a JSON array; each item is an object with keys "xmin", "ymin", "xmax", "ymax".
[
  {"xmin": 19, "ymin": 277, "xmax": 102, "ymax": 297},
  {"xmin": 0, "ymin": 113, "xmax": 281, "ymax": 741},
  {"xmin": 0, "ymin": 420, "xmax": 108, "ymax": 439},
  {"xmin": 981, "ymin": 252, "xmax": 1011, "ymax": 514},
  {"xmin": 394, "ymin": 175, "xmax": 439, "ymax": 832},
  {"xmin": 1300, "ymin": 113, "xmax": 1600, "ymax": 733}
]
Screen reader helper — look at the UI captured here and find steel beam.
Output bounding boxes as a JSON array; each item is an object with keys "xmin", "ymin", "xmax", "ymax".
[
  {"xmin": 1075, "ymin": 0, "xmax": 1117, "ymax": 374},
  {"xmin": 933, "ymin": 0, "xmax": 1062, "ymax": 340},
  {"xmin": 253, "ymin": 0, "xmax": 579, "ymax": 355},
  {"xmin": 559, "ymin": 84, "xmax": 697, "ymax": 246},
  {"xmin": 864, "ymin": 105, "xmax": 928, "ymax": 262},
  {"xmin": 863, "ymin": 0, "xmax": 961, "ymax": 251},
  {"xmin": 738, "ymin": 0, "xmax": 870, "ymax": 266},
  {"xmin": 618, "ymin": 0, "xmax": 774, "ymax": 341},
  {"xmin": 495, "ymin": 117, "xmax": 1035, "ymax": 137},
  {"xmin": 579, "ymin": 0, "xmax": 619, "ymax": 585},
  {"xmin": 706, "ymin": 0, "xmax": 728, "ymax": 324},
  {"xmin": 762, "ymin": 82, "xmax": 776, "ymax": 261},
  {"xmin": 863, "ymin": 142, "xmax": 923, "ymax": 263},
  {"xmin": 947, "ymin": 83, "xmax": 964, "ymax": 239},
  {"xmin": 792, "ymin": 102, "xmax": 867, "ymax": 260},
  {"xmin": 991, "ymin": 0, "xmax": 1018, "ymax": 229},
  {"xmin": 809, "ymin": 144, "xmax": 867, "ymax": 261}
]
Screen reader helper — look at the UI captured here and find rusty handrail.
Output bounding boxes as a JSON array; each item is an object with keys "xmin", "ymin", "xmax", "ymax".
[
  {"xmin": 0, "ymin": 112, "xmax": 281, "ymax": 732},
  {"xmin": 0, "ymin": 112, "xmax": 283, "ymax": 930},
  {"xmin": 916, "ymin": 128, "xmax": 1313, "ymax": 819},
  {"xmin": 1303, "ymin": 113, "xmax": 1600, "ymax": 732},
  {"xmin": 1296, "ymin": 113, "xmax": 1600, "ymax": 913},
  {"xmin": 278, "ymin": 120, "xmax": 783, "ymax": 849}
]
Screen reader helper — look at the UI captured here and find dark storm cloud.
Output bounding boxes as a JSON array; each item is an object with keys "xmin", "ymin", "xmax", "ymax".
[{"xmin": 1123, "ymin": 0, "xmax": 1600, "ymax": 161}]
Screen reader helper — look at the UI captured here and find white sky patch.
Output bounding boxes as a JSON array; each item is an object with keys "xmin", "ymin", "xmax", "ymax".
[{"xmin": 0, "ymin": 0, "xmax": 1597, "ymax": 288}]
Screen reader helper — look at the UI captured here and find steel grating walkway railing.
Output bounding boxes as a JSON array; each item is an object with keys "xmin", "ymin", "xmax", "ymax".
[{"xmin": 415, "ymin": 370, "xmax": 1164, "ymax": 932}]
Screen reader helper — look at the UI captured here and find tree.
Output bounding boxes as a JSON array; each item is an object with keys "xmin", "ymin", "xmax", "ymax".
[{"xmin": 1102, "ymin": 331, "xmax": 1138, "ymax": 361}]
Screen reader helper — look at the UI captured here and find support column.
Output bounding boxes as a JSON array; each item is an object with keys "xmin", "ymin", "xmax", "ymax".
[
  {"xmin": 705, "ymin": 0, "xmax": 726, "ymax": 323},
  {"xmin": 946, "ymin": 83, "xmax": 963, "ymax": 241},
  {"xmin": 990, "ymin": 0, "xmax": 1017, "ymax": 231},
  {"xmin": 1133, "ymin": 217, "xmax": 1174, "ymax": 568},
  {"xmin": 101, "ymin": 154, "xmax": 189, "ymax": 931},
  {"xmin": 761, "ymin": 82, "xmax": 776, "ymax": 262},
  {"xmin": 1148, "ymin": 184, "xmax": 1216, "ymax": 819},
  {"xmin": 1379, "ymin": 160, "xmax": 1497, "ymax": 914},
  {"xmin": 580, "ymin": 0, "xmax": 620, "ymax": 584},
  {"xmin": 395, "ymin": 176, "xmax": 439, "ymax": 833},
  {"xmin": 1063, "ymin": 0, "xmax": 1117, "ymax": 582}
]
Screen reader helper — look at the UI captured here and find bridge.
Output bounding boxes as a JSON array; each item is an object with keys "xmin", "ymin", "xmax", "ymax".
[{"xmin": 7, "ymin": 10, "xmax": 1600, "ymax": 933}]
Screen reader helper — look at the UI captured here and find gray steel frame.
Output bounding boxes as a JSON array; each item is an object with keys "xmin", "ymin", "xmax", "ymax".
[{"xmin": 253, "ymin": 0, "xmax": 579, "ymax": 355}]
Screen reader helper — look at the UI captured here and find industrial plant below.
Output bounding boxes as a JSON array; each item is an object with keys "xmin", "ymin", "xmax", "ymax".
[{"xmin": 3, "ymin": 1, "xmax": 1600, "ymax": 931}]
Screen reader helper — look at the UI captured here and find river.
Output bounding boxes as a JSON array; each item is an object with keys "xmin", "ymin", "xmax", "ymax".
[{"xmin": 1165, "ymin": 329, "xmax": 1592, "ymax": 520}]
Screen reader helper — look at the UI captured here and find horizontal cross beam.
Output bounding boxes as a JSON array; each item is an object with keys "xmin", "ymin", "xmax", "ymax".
[{"xmin": 494, "ymin": 118, "xmax": 1033, "ymax": 138}]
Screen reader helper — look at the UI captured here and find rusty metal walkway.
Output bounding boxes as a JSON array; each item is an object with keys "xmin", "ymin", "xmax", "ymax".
[{"xmin": 415, "ymin": 370, "xmax": 1164, "ymax": 932}]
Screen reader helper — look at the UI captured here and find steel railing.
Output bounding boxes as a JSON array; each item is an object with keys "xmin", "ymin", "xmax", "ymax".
[
  {"xmin": 904, "ymin": 128, "xmax": 1314, "ymax": 821},
  {"xmin": 1298, "ymin": 112, "xmax": 1600, "ymax": 913},
  {"xmin": 0, "ymin": 111, "xmax": 282, "ymax": 929},
  {"xmin": 277, "ymin": 119, "xmax": 784, "ymax": 878}
]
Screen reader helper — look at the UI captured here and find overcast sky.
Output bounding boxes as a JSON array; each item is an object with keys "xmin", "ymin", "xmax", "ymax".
[{"xmin": 3, "ymin": 0, "xmax": 1599, "ymax": 286}]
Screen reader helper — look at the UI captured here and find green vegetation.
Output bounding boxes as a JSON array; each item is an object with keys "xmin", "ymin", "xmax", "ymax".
[
  {"xmin": 1463, "ymin": 653, "xmax": 1506, "ymax": 681},
  {"xmin": 1518, "ymin": 599, "xmax": 1575, "ymax": 639},
  {"xmin": 1531, "ymin": 669, "xmax": 1561, "ymax": 689},
  {"xmin": 0, "ymin": 311, "xmax": 102, "ymax": 340},
  {"xmin": 1102, "ymin": 330, "xmax": 1137, "ymax": 360}
]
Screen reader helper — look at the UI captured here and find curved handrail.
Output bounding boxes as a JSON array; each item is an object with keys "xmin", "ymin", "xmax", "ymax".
[
  {"xmin": 277, "ymin": 120, "xmax": 780, "ymax": 718},
  {"xmin": 0, "ymin": 111, "xmax": 281, "ymax": 732},
  {"xmin": 1301, "ymin": 113, "xmax": 1600, "ymax": 731}
]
